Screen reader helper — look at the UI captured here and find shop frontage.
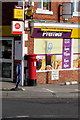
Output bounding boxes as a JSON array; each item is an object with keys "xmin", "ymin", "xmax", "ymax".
[
  {"xmin": 0, "ymin": 37, "xmax": 14, "ymax": 81},
  {"xmin": 31, "ymin": 22, "xmax": 80, "ymax": 84},
  {"xmin": 1, "ymin": 25, "xmax": 21, "ymax": 82}
]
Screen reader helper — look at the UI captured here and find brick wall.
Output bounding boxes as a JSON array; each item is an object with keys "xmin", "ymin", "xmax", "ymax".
[
  {"xmin": 68, "ymin": 17, "xmax": 80, "ymax": 23},
  {"xmin": 25, "ymin": 2, "xmax": 80, "ymax": 22},
  {"xmin": 25, "ymin": 24, "xmax": 34, "ymax": 54},
  {"xmin": 36, "ymin": 72, "xmax": 47, "ymax": 84},
  {"xmin": 25, "ymin": 30, "xmax": 34, "ymax": 54},
  {"xmin": 33, "ymin": 2, "xmax": 59, "ymax": 21},
  {"xmin": 36, "ymin": 70, "xmax": 80, "ymax": 84}
]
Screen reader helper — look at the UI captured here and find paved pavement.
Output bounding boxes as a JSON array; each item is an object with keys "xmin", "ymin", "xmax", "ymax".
[
  {"xmin": 0, "ymin": 81, "xmax": 80, "ymax": 98},
  {"xmin": 0, "ymin": 82, "xmax": 80, "ymax": 120}
]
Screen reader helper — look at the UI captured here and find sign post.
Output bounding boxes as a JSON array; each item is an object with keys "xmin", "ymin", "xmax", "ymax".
[
  {"xmin": 12, "ymin": 1, "xmax": 25, "ymax": 86},
  {"xmin": 21, "ymin": 0, "xmax": 25, "ymax": 86}
]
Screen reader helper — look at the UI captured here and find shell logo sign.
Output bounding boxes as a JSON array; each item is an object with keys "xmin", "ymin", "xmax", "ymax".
[
  {"xmin": 26, "ymin": 9, "xmax": 33, "ymax": 17},
  {"xmin": 12, "ymin": 21, "xmax": 24, "ymax": 34}
]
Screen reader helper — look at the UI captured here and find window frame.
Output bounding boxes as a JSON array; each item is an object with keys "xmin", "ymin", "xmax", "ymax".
[
  {"xmin": 73, "ymin": 0, "xmax": 80, "ymax": 16},
  {"xmin": 36, "ymin": 0, "xmax": 53, "ymax": 15},
  {"xmin": 37, "ymin": 0, "xmax": 50, "ymax": 10}
]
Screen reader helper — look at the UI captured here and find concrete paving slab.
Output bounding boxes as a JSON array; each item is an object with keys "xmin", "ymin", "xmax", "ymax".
[{"xmin": 0, "ymin": 81, "xmax": 79, "ymax": 98}]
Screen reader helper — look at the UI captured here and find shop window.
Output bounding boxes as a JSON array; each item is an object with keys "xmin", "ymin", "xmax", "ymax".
[
  {"xmin": 73, "ymin": 0, "xmax": 80, "ymax": 16},
  {"xmin": 36, "ymin": 56, "xmax": 46, "ymax": 70},
  {"xmin": 36, "ymin": 55, "xmax": 62, "ymax": 71},
  {"xmin": 46, "ymin": 55, "xmax": 62, "ymax": 70},
  {"xmin": 36, "ymin": 0, "xmax": 53, "ymax": 15},
  {"xmin": 45, "ymin": 55, "xmax": 52, "ymax": 70},
  {"xmin": 2, "ymin": 62, "xmax": 12, "ymax": 78},
  {"xmin": 1, "ymin": 40, "xmax": 12, "ymax": 59},
  {"xmin": 36, "ymin": 59, "xmax": 42, "ymax": 70}
]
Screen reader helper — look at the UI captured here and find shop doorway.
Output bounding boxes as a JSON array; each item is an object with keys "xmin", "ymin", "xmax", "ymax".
[{"xmin": 0, "ymin": 38, "xmax": 13, "ymax": 81}]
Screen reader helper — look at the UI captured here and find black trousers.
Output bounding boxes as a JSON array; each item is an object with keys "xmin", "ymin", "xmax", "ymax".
[{"xmin": 15, "ymin": 75, "xmax": 20, "ymax": 88}]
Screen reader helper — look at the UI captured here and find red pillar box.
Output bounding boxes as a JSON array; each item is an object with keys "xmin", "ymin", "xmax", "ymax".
[{"xmin": 27, "ymin": 54, "xmax": 37, "ymax": 86}]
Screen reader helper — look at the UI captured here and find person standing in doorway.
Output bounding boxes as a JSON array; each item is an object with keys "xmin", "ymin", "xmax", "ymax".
[{"xmin": 15, "ymin": 61, "xmax": 21, "ymax": 89}]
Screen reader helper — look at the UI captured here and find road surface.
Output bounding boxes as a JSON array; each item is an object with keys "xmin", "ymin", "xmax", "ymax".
[{"xmin": 2, "ymin": 97, "xmax": 79, "ymax": 119}]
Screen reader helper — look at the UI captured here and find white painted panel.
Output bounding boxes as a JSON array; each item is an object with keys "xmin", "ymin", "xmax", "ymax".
[{"xmin": 15, "ymin": 41, "xmax": 22, "ymax": 60}]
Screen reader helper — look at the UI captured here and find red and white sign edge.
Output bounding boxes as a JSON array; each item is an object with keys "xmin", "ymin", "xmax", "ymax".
[{"xmin": 12, "ymin": 21, "xmax": 24, "ymax": 34}]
